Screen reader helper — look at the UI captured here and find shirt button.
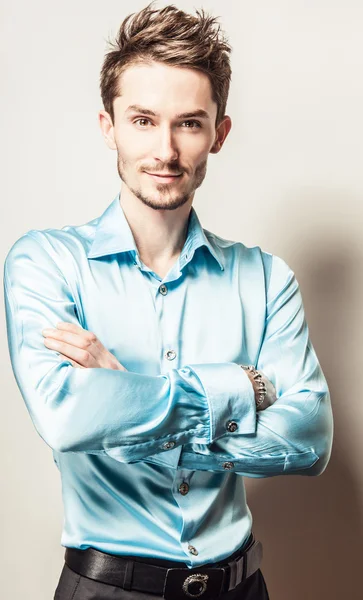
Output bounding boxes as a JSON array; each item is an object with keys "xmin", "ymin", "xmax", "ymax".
[
  {"xmin": 188, "ymin": 545, "xmax": 198, "ymax": 556},
  {"xmin": 222, "ymin": 461, "xmax": 234, "ymax": 470},
  {"xmin": 179, "ymin": 482, "xmax": 189, "ymax": 495},
  {"xmin": 165, "ymin": 350, "xmax": 176, "ymax": 361},
  {"xmin": 226, "ymin": 420, "xmax": 238, "ymax": 432},
  {"xmin": 159, "ymin": 284, "xmax": 168, "ymax": 295},
  {"xmin": 161, "ymin": 441, "xmax": 176, "ymax": 450}
]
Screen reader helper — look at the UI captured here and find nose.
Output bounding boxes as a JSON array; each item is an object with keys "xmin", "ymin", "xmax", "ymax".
[{"xmin": 153, "ymin": 124, "xmax": 179, "ymax": 164}]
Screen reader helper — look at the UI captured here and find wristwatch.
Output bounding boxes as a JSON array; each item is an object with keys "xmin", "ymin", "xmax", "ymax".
[{"xmin": 240, "ymin": 364, "xmax": 267, "ymax": 408}]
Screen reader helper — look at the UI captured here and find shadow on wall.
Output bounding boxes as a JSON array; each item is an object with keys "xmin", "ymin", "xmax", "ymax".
[{"xmin": 245, "ymin": 200, "xmax": 363, "ymax": 600}]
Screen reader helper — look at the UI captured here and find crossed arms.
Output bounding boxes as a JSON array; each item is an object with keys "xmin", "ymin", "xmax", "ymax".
[{"xmin": 3, "ymin": 231, "xmax": 334, "ymax": 478}]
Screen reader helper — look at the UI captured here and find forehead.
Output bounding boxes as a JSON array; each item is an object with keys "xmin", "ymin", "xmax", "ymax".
[{"xmin": 114, "ymin": 61, "xmax": 216, "ymax": 116}]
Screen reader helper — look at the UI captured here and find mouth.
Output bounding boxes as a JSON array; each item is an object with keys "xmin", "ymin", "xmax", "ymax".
[{"xmin": 144, "ymin": 172, "xmax": 183, "ymax": 183}]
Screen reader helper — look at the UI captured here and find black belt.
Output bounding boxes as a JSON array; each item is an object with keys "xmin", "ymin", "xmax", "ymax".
[{"xmin": 64, "ymin": 534, "xmax": 263, "ymax": 599}]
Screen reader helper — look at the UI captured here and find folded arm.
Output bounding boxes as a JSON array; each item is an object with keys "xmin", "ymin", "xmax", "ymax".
[
  {"xmin": 3, "ymin": 231, "xmax": 257, "ymax": 464},
  {"xmin": 176, "ymin": 256, "xmax": 334, "ymax": 478}
]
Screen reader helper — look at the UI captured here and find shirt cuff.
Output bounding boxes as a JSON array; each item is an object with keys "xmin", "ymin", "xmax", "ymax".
[{"xmin": 187, "ymin": 362, "xmax": 257, "ymax": 443}]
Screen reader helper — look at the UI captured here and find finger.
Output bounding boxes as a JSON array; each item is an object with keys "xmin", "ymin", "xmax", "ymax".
[
  {"xmin": 56, "ymin": 321, "xmax": 87, "ymax": 331},
  {"xmin": 43, "ymin": 337, "xmax": 94, "ymax": 367},
  {"xmin": 42, "ymin": 327, "xmax": 100, "ymax": 357},
  {"xmin": 43, "ymin": 327, "xmax": 89, "ymax": 346},
  {"xmin": 55, "ymin": 321, "xmax": 88, "ymax": 335},
  {"xmin": 57, "ymin": 353, "xmax": 85, "ymax": 368}
]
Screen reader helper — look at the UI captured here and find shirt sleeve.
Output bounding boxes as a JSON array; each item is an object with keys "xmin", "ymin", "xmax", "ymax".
[
  {"xmin": 3, "ymin": 231, "xmax": 256, "ymax": 464},
  {"xmin": 176, "ymin": 255, "xmax": 334, "ymax": 477}
]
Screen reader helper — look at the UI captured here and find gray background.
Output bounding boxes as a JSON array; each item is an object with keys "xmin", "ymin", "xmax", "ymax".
[{"xmin": 1, "ymin": 1, "xmax": 362, "ymax": 598}]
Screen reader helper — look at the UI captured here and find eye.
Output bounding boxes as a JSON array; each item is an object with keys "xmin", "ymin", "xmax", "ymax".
[
  {"xmin": 182, "ymin": 120, "xmax": 202, "ymax": 129},
  {"xmin": 134, "ymin": 118, "xmax": 152, "ymax": 127},
  {"xmin": 132, "ymin": 118, "xmax": 202, "ymax": 129}
]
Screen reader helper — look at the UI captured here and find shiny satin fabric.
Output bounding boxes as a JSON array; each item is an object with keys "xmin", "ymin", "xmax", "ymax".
[{"xmin": 3, "ymin": 192, "xmax": 333, "ymax": 568}]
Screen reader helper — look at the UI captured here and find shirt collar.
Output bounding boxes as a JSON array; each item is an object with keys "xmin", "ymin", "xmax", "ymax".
[{"xmin": 87, "ymin": 193, "xmax": 224, "ymax": 270}]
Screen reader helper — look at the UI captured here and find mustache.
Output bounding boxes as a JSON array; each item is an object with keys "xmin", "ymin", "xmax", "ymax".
[{"xmin": 141, "ymin": 166, "xmax": 184, "ymax": 175}]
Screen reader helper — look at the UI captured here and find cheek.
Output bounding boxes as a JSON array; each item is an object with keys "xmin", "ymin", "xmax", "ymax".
[
  {"xmin": 116, "ymin": 141, "xmax": 148, "ymax": 167},
  {"xmin": 115, "ymin": 127, "xmax": 151, "ymax": 159},
  {"xmin": 186, "ymin": 141, "xmax": 211, "ymax": 167}
]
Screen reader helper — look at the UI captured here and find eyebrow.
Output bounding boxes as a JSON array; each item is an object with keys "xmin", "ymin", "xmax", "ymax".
[{"xmin": 125, "ymin": 104, "xmax": 210, "ymax": 120}]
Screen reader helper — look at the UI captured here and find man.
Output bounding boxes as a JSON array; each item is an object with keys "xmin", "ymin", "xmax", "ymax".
[{"xmin": 3, "ymin": 3, "xmax": 333, "ymax": 599}]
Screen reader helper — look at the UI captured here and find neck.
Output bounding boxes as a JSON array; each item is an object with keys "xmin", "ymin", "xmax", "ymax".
[{"xmin": 119, "ymin": 187, "xmax": 193, "ymax": 265}]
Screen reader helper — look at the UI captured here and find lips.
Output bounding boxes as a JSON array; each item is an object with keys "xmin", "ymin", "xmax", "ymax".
[
  {"xmin": 145, "ymin": 172, "xmax": 182, "ymax": 177},
  {"xmin": 144, "ymin": 172, "xmax": 183, "ymax": 183}
]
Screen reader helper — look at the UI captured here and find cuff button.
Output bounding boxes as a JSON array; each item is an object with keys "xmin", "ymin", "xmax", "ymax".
[
  {"xmin": 161, "ymin": 441, "xmax": 176, "ymax": 450},
  {"xmin": 226, "ymin": 420, "xmax": 238, "ymax": 432},
  {"xmin": 222, "ymin": 461, "xmax": 234, "ymax": 470}
]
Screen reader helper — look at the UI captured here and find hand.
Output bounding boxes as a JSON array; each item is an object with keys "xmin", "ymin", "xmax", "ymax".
[
  {"xmin": 243, "ymin": 367, "xmax": 277, "ymax": 411},
  {"xmin": 41, "ymin": 322, "xmax": 127, "ymax": 370}
]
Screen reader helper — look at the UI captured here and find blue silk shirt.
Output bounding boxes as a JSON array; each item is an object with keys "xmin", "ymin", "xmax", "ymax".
[{"xmin": 3, "ymin": 192, "xmax": 333, "ymax": 568}]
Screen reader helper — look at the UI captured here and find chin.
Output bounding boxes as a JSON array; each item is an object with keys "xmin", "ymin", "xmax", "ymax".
[{"xmin": 139, "ymin": 192, "xmax": 190, "ymax": 211}]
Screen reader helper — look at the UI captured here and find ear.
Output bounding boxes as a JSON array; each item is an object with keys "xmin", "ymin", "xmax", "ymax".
[
  {"xmin": 210, "ymin": 115, "xmax": 232, "ymax": 154},
  {"xmin": 98, "ymin": 110, "xmax": 117, "ymax": 150}
]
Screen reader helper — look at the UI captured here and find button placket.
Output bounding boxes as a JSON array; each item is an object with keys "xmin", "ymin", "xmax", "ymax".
[
  {"xmin": 165, "ymin": 350, "xmax": 176, "ymax": 361},
  {"xmin": 188, "ymin": 544, "xmax": 198, "ymax": 556},
  {"xmin": 158, "ymin": 284, "xmax": 177, "ymax": 366}
]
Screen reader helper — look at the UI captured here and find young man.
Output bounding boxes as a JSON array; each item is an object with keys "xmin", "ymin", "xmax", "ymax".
[{"xmin": 3, "ymin": 3, "xmax": 333, "ymax": 599}]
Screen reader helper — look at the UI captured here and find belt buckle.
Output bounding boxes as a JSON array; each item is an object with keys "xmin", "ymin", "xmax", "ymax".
[{"xmin": 163, "ymin": 566, "xmax": 226, "ymax": 600}]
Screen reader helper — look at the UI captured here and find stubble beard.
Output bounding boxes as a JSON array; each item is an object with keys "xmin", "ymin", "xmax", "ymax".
[{"xmin": 116, "ymin": 153, "xmax": 208, "ymax": 211}]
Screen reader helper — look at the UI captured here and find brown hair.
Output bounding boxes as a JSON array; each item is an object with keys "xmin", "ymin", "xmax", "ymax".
[{"xmin": 99, "ymin": 1, "xmax": 232, "ymax": 128}]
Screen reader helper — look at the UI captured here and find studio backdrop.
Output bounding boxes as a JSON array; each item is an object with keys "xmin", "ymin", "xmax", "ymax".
[{"xmin": 1, "ymin": 1, "xmax": 362, "ymax": 599}]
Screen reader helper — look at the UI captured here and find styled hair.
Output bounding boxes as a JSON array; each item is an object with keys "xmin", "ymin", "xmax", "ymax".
[{"xmin": 99, "ymin": 1, "xmax": 232, "ymax": 128}]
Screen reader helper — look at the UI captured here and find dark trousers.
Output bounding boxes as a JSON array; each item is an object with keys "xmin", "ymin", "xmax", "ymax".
[{"xmin": 54, "ymin": 561, "xmax": 270, "ymax": 600}]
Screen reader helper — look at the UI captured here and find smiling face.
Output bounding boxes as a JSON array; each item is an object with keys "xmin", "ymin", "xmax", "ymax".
[{"xmin": 99, "ymin": 61, "xmax": 231, "ymax": 211}]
